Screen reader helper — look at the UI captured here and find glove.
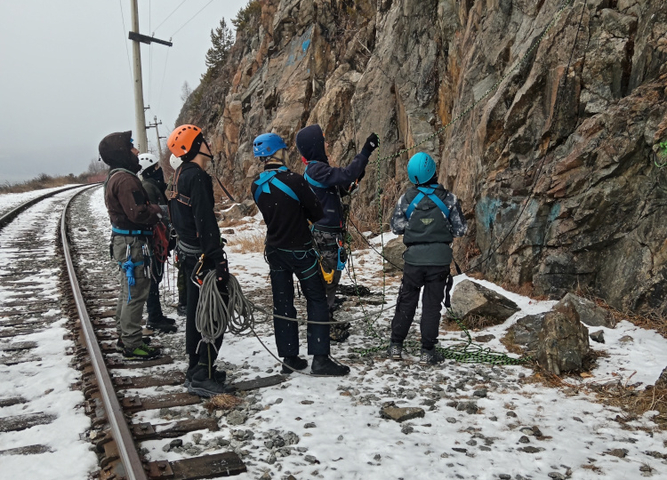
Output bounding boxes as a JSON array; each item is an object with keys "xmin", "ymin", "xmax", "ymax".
[
  {"xmin": 362, "ymin": 133, "xmax": 379, "ymax": 156},
  {"xmin": 215, "ymin": 255, "xmax": 230, "ymax": 291}
]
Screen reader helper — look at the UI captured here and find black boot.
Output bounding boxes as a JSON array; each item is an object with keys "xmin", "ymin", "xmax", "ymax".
[
  {"xmin": 281, "ymin": 356, "xmax": 308, "ymax": 374},
  {"xmin": 188, "ymin": 364, "xmax": 228, "ymax": 397},
  {"xmin": 311, "ymin": 355, "xmax": 350, "ymax": 376},
  {"xmin": 147, "ymin": 315, "xmax": 178, "ymax": 333},
  {"xmin": 185, "ymin": 364, "xmax": 226, "ymax": 388}
]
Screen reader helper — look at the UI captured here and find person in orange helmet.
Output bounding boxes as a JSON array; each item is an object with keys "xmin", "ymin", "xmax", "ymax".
[{"xmin": 167, "ymin": 125, "xmax": 230, "ymax": 397}]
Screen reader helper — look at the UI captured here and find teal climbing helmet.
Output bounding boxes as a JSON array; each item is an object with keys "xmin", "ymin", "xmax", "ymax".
[
  {"xmin": 407, "ymin": 152, "xmax": 436, "ymax": 185},
  {"xmin": 253, "ymin": 133, "xmax": 287, "ymax": 158}
]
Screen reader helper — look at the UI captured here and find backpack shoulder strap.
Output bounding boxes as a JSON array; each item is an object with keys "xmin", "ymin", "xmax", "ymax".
[{"xmin": 405, "ymin": 186, "xmax": 450, "ymax": 219}]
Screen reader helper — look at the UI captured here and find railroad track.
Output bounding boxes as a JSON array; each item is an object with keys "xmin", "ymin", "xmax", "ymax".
[{"xmin": 0, "ymin": 186, "xmax": 283, "ymax": 479}]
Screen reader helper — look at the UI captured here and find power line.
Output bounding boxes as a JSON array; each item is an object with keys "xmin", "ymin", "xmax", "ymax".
[
  {"xmin": 153, "ymin": 0, "xmax": 188, "ymax": 33},
  {"xmin": 118, "ymin": 0, "xmax": 134, "ymax": 86},
  {"xmin": 170, "ymin": 0, "xmax": 215, "ymax": 38}
]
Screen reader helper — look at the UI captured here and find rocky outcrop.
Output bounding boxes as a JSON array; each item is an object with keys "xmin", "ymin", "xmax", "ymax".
[
  {"xmin": 449, "ymin": 280, "xmax": 520, "ymax": 326},
  {"xmin": 179, "ymin": 0, "xmax": 667, "ymax": 316}
]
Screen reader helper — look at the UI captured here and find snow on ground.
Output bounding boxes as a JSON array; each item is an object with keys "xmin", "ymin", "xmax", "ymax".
[
  {"xmin": 0, "ymin": 185, "xmax": 78, "ymax": 218},
  {"xmin": 0, "ymin": 187, "xmax": 98, "ymax": 480},
  {"xmin": 2, "ymin": 187, "xmax": 667, "ymax": 480}
]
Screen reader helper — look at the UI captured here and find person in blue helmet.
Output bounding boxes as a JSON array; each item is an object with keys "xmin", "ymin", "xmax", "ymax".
[
  {"xmin": 251, "ymin": 132, "xmax": 350, "ymax": 376},
  {"xmin": 295, "ymin": 124, "xmax": 379, "ymax": 343},
  {"xmin": 387, "ymin": 152, "xmax": 468, "ymax": 365}
]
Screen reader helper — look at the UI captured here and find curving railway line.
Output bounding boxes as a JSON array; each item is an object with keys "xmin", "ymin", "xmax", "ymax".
[{"xmin": 0, "ymin": 186, "xmax": 271, "ymax": 479}]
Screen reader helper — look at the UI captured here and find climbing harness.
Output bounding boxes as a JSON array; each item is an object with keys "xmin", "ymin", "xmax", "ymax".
[
  {"xmin": 111, "ymin": 226, "xmax": 153, "ymax": 236},
  {"xmin": 167, "ymin": 166, "xmax": 193, "ymax": 206},
  {"xmin": 253, "ymin": 166, "xmax": 300, "ymax": 203}
]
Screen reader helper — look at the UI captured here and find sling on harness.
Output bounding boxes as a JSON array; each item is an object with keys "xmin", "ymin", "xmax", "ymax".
[
  {"xmin": 304, "ymin": 162, "xmax": 329, "ymax": 189},
  {"xmin": 253, "ymin": 166, "xmax": 300, "ymax": 203},
  {"xmin": 168, "ymin": 166, "xmax": 194, "ymax": 206},
  {"xmin": 118, "ymin": 244, "xmax": 143, "ymax": 303},
  {"xmin": 405, "ymin": 185, "xmax": 451, "ymax": 220}
]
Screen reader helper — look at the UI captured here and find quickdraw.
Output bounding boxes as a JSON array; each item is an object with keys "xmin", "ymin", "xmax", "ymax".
[{"xmin": 118, "ymin": 244, "xmax": 143, "ymax": 303}]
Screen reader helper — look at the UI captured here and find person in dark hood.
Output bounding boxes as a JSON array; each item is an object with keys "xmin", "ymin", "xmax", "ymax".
[
  {"xmin": 251, "ymin": 132, "xmax": 350, "ymax": 376},
  {"xmin": 99, "ymin": 131, "xmax": 162, "ymax": 360},
  {"xmin": 296, "ymin": 124, "xmax": 379, "ymax": 343},
  {"xmin": 138, "ymin": 153, "xmax": 178, "ymax": 334}
]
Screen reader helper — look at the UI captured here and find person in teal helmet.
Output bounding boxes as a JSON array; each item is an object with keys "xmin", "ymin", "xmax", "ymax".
[{"xmin": 388, "ymin": 152, "xmax": 468, "ymax": 365}]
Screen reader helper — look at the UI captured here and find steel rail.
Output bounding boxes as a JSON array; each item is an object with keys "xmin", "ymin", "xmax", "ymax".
[
  {"xmin": 0, "ymin": 184, "xmax": 87, "ymax": 230},
  {"xmin": 59, "ymin": 185, "xmax": 148, "ymax": 480}
]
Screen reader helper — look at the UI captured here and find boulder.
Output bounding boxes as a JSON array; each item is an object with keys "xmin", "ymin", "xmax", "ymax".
[
  {"xmin": 220, "ymin": 200, "xmax": 258, "ymax": 224},
  {"xmin": 556, "ymin": 293, "xmax": 616, "ymax": 328},
  {"xmin": 503, "ymin": 313, "xmax": 546, "ymax": 354},
  {"xmin": 536, "ymin": 303, "xmax": 590, "ymax": 374},
  {"xmin": 382, "ymin": 237, "xmax": 406, "ymax": 272},
  {"xmin": 449, "ymin": 280, "xmax": 520, "ymax": 326}
]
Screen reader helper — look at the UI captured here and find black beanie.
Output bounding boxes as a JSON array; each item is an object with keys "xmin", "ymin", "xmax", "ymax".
[{"xmin": 98, "ymin": 131, "xmax": 140, "ymax": 173}]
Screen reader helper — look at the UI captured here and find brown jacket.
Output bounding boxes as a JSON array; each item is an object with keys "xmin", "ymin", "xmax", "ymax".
[{"xmin": 104, "ymin": 169, "xmax": 161, "ymax": 230}]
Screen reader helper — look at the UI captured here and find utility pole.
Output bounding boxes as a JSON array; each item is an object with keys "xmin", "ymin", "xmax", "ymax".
[
  {"xmin": 128, "ymin": 0, "xmax": 172, "ymax": 154},
  {"xmin": 146, "ymin": 116, "xmax": 165, "ymax": 159}
]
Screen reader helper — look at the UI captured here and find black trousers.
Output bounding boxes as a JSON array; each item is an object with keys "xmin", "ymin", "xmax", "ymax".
[
  {"xmin": 265, "ymin": 246, "xmax": 330, "ymax": 357},
  {"xmin": 146, "ymin": 259, "xmax": 164, "ymax": 321},
  {"xmin": 390, "ymin": 263, "xmax": 449, "ymax": 350},
  {"xmin": 182, "ymin": 252, "xmax": 224, "ymax": 369}
]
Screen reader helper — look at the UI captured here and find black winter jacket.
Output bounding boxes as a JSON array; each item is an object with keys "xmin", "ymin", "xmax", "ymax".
[
  {"xmin": 169, "ymin": 162, "xmax": 225, "ymax": 264},
  {"xmin": 251, "ymin": 163, "xmax": 323, "ymax": 249}
]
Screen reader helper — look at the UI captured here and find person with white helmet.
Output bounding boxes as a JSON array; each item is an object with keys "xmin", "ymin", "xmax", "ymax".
[
  {"xmin": 137, "ymin": 153, "xmax": 178, "ymax": 333},
  {"xmin": 387, "ymin": 152, "xmax": 468, "ymax": 365},
  {"xmin": 166, "ymin": 154, "xmax": 187, "ymax": 316}
]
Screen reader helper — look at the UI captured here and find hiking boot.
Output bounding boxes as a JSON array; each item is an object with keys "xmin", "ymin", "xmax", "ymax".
[
  {"xmin": 147, "ymin": 316, "xmax": 178, "ymax": 333},
  {"xmin": 420, "ymin": 347, "xmax": 444, "ymax": 365},
  {"xmin": 281, "ymin": 356, "xmax": 308, "ymax": 374},
  {"xmin": 330, "ymin": 325, "xmax": 350, "ymax": 343},
  {"xmin": 177, "ymin": 304, "xmax": 187, "ymax": 316},
  {"xmin": 387, "ymin": 342, "xmax": 403, "ymax": 360},
  {"xmin": 123, "ymin": 343, "xmax": 160, "ymax": 360},
  {"xmin": 311, "ymin": 355, "xmax": 350, "ymax": 376},
  {"xmin": 116, "ymin": 337, "xmax": 153, "ymax": 353},
  {"xmin": 188, "ymin": 364, "xmax": 228, "ymax": 397},
  {"xmin": 184, "ymin": 365, "xmax": 226, "ymax": 388}
]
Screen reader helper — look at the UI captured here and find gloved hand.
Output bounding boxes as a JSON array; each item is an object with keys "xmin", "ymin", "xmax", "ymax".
[
  {"xmin": 215, "ymin": 255, "xmax": 230, "ymax": 292},
  {"xmin": 362, "ymin": 133, "xmax": 379, "ymax": 156}
]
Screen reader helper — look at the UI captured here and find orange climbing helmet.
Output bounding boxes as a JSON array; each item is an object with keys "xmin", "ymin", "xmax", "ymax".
[{"xmin": 167, "ymin": 124, "xmax": 207, "ymax": 162}]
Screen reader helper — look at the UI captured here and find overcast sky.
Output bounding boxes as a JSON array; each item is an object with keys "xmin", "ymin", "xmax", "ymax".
[{"xmin": 0, "ymin": 0, "xmax": 247, "ymax": 183}]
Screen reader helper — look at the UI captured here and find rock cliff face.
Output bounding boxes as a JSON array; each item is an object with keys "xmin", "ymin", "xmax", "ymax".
[{"xmin": 179, "ymin": 0, "xmax": 667, "ymax": 316}]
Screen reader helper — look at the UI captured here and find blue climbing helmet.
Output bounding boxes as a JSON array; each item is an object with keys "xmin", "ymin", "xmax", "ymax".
[
  {"xmin": 253, "ymin": 133, "xmax": 287, "ymax": 158},
  {"xmin": 407, "ymin": 152, "xmax": 437, "ymax": 185}
]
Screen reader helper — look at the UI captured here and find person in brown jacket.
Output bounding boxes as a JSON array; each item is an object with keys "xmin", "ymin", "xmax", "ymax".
[{"xmin": 99, "ymin": 131, "xmax": 163, "ymax": 360}]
